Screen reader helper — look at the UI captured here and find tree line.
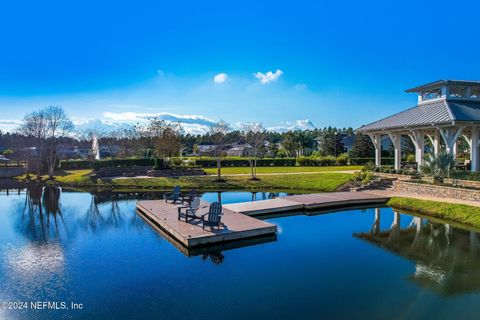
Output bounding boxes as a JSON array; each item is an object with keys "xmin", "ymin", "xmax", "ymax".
[{"xmin": 0, "ymin": 106, "xmax": 378, "ymax": 180}]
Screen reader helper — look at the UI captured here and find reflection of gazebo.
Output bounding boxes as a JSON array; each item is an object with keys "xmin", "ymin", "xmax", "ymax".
[
  {"xmin": 357, "ymin": 80, "xmax": 480, "ymax": 171},
  {"xmin": 355, "ymin": 208, "xmax": 480, "ymax": 295}
]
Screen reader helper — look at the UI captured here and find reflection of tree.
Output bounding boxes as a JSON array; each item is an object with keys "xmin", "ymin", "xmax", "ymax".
[
  {"xmin": 84, "ymin": 194, "xmax": 105, "ymax": 232},
  {"xmin": 20, "ymin": 185, "xmax": 64, "ymax": 242}
]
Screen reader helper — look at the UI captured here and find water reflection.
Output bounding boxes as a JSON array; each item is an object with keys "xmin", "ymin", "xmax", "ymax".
[{"xmin": 355, "ymin": 208, "xmax": 480, "ymax": 295}]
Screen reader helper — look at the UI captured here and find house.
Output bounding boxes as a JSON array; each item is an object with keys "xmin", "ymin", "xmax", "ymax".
[{"xmin": 226, "ymin": 144, "xmax": 254, "ymax": 157}]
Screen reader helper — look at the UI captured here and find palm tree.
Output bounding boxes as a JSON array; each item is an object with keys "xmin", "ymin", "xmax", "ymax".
[{"xmin": 420, "ymin": 151, "xmax": 454, "ymax": 184}]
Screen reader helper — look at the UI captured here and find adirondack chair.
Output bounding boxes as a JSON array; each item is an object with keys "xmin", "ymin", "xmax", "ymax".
[
  {"xmin": 202, "ymin": 202, "xmax": 223, "ymax": 230},
  {"xmin": 180, "ymin": 189, "xmax": 197, "ymax": 205},
  {"xmin": 164, "ymin": 186, "xmax": 181, "ymax": 204},
  {"xmin": 177, "ymin": 197, "xmax": 204, "ymax": 222}
]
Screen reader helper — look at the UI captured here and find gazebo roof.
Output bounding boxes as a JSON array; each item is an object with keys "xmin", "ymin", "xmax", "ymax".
[{"xmin": 357, "ymin": 99, "xmax": 480, "ymax": 132}]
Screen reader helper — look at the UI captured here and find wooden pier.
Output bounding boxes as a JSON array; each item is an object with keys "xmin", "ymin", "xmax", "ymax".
[
  {"xmin": 136, "ymin": 191, "xmax": 390, "ymax": 251},
  {"xmin": 223, "ymin": 191, "xmax": 390, "ymax": 216}
]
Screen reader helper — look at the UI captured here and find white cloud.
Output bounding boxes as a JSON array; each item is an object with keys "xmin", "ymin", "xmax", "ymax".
[
  {"xmin": 0, "ymin": 120, "xmax": 22, "ymax": 132},
  {"xmin": 266, "ymin": 119, "xmax": 316, "ymax": 132},
  {"xmin": 213, "ymin": 73, "xmax": 229, "ymax": 84},
  {"xmin": 254, "ymin": 69, "xmax": 283, "ymax": 84}
]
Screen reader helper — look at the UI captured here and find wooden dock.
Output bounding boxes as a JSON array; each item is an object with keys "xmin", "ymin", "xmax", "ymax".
[
  {"xmin": 136, "ymin": 200, "xmax": 277, "ymax": 248},
  {"xmin": 223, "ymin": 191, "xmax": 390, "ymax": 216},
  {"xmin": 136, "ymin": 191, "xmax": 390, "ymax": 251}
]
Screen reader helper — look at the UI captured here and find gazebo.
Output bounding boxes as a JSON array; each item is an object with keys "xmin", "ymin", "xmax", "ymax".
[{"xmin": 357, "ymin": 80, "xmax": 480, "ymax": 172}]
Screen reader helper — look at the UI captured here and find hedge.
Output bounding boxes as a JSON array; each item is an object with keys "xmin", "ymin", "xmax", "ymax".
[
  {"xmin": 194, "ymin": 158, "xmax": 297, "ymax": 167},
  {"xmin": 60, "ymin": 158, "xmax": 156, "ymax": 170}
]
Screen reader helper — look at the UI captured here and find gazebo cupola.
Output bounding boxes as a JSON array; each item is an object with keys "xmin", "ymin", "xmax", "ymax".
[
  {"xmin": 408, "ymin": 80, "xmax": 480, "ymax": 104},
  {"xmin": 357, "ymin": 80, "xmax": 480, "ymax": 172}
]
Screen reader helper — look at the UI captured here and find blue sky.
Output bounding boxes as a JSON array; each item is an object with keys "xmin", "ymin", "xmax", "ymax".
[{"xmin": 1, "ymin": 0, "xmax": 479, "ymax": 133}]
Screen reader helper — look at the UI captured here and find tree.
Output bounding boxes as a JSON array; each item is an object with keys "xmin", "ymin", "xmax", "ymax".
[
  {"xmin": 209, "ymin": 121, "xmax": 231, "ymax": 181},
  {"xmin": 241, "ymin": 122, "xmax": 267, "ymax": 180},
  {"xmin": 317, "ymin": 127, "xmax": 344, "ymax": 157},
  {"xmin": 114, "ymin": 126, "xmax": 141, "ymax": 157},
  {"xmin": 18, "ymin": 109, "xmax": 48, "ymax": 178},
  {"xmin": 420, "ymin": 151, "xmax": 454, "ymax": 184},
  {"xmin": 145, "ymin": 118, "xmax": 183, "ymax": 162},
  {"xmin": 43, "ymin": 106, "xmax": 74, "ymax": 178},
  {"xmin": 350, "ymin": 134, "xmax": 375, "ymax": 159}
]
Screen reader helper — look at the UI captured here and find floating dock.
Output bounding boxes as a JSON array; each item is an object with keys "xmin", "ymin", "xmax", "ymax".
[
  {"xmin": 136, "ymin": 200, "xmax": 277, "ymax": 248},
  {"xmin": 136, "ymin": 191, "xmax": 390, "ymax": 251},
  {"xmin": 223, "ymin": 191, "xmax": 389, "ymax": 216}
]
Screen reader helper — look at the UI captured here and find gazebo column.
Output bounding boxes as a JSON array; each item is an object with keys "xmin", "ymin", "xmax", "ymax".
[
  {"xmin": 368, "ymin": 133, "xmax": 382, "ymax": 167},
  {"xmin": 438, "ymin": 126, "xmax": 464, "ymax": 156},
  {"xmin": 427, "ymin": 131, "xmax": 440, "ymax": 155},
  {"xmin": 388, "ymin": 132, "xmax": 402, "ymax": 170},
  {"xmin": 470, "ymin": 127, "xmax": 479, "ymax": 171},
  {"xmin": 409, "ymin": 130, "xmax": 425, "ymax": 169}
]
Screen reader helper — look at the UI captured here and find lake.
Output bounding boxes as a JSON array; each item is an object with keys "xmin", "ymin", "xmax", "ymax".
[{"xmin": 0, "ymin": 187, "xmax": 479, "ymax": 319}]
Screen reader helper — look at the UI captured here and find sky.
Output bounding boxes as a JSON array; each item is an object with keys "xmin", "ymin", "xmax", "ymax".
[{"xmin": 1, "ymin": 0, "xmax": 480, "ymax": 134}]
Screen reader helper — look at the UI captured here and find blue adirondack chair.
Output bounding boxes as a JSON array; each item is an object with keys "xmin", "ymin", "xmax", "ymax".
[
  {"xmin": 180, "ymin": 189, "xmax": 197, "ymax": 205},
  {"xmin": 202, "ymin": 202, "xmax": 223, "ymax": 230},
  {"xmin": 164, "ymin": 186, "xmax": 181, "ymax": 204},
  {"xmin": 178, "ymin": 197, "xmax": 205, "ymax": 222}
]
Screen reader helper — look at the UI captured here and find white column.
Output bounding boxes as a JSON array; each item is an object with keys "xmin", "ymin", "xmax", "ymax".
[
  {"xmin": 453, "ymin": 141, "xmax": 458, "ymax": 158},
  {"xmin": 427, "ymin": 131, "xmax": 440, "ymax": 155},
  {"xmin": 388, "ymin": 132, "xmax": 402, "ymax": 170},
  {"xmin": 438, "ymin": 126, "xmax": 464, "ymax": 156},
  {"xmin": 471, "ymin": 127, "xmax": 479, "ymax": 172},
  {"xmin": 368, "ymin": 133, "xmax": 382, "ymax": 167},
  {"xmin": 409, "ymin": 130, "xmax": 425, "ymax": 169}
]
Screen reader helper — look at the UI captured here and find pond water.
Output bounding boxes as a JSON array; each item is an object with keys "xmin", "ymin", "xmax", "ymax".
[{"xmin": 1, "ymin": 187, "xmax": 480, "ymax": 319}]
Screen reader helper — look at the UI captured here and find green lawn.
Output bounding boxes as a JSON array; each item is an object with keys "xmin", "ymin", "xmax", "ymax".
[
  {"xmin": 203, "ymin": 165, "xmax": 361, "ymax": 175},
  {"xmin": 15, "ymin": 168, "xmax": 353, "ymax": 192},
  {"xmin": 111, "ymin": 172, "xmax": 352, "ymax": 192},
  {"xmin": 387, "ymin": 197, "xmax": 480, "ymax": 229}
]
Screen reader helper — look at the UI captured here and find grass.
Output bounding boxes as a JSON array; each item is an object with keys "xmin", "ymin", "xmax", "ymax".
[
  {"xmin": 387, "ymin": 197, "xmax": 480, "ymax": 229},
  {"xmin": 111, "ymin": 172, "xmax": 352, "ymax": 192},
  {"xmin": 203, "ymin": 165, "xmax": 361, "ymax": 175},
  {"xmin": 16, "ymin": 169, "xmax": 99, "ymax": 185}
]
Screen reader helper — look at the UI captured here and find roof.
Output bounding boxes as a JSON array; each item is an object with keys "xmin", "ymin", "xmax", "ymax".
[
  {"xmin": 357, "ymin": 99, "xmax": 480, "ymax": 132},
  {"xmin": 405, "ymin": 80, "xmax": 480, "ymax": 92}
]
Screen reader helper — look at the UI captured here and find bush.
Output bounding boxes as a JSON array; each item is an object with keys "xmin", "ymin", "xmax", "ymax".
[
  {"xmin": 362, "ymin": 161, "xmax": 376, "ymax": 172},
  {"xmin": 406, "ymin": 153, "xmax": 416, "ymax": 163},
  {"xmin": 350, "ymin": 171, "xmax": 374, "ymax": 184},
  {"xmin": 336, "ymin": 153, "xmax": 349, "ymax": 165},
  {"xmin": 194, "ymin": 158, "xmax": 297, "ymax": 167},
  {"xmin": 153, "ymin": 158, "xmax": 166, "ymax": 170},
  {"xmin": 60, "ymin": 158, "xmax": 156, "ymax": 170}
]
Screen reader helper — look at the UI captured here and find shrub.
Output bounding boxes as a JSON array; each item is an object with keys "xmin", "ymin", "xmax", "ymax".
[
  {"xmin": 362, "ymin": 161, "xmax": 376, "ymax": 172},
  {"xmin": 350, "ymin": 171, "xmax": 374, "ymax": 184},
  {"xmin": 60, "ymin": 158, "xmax": 156, "ymax": 170},
  {"xmin": 153, "ymin": 158, "xmax": 166, "ymax": 170},
  {"xmin": 194, "ymin": 158, "xmax": 297, "ymax": 167},
  {"xmin": 406, "ymin": 153, "xmax": 416, "ymax": 163},
  {"xmin": 336, "ymin": 153, "xmax": 349, "ymax": 165}
]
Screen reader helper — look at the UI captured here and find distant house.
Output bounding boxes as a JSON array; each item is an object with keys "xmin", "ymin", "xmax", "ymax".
[
  {"xmin": 226, "ymin": 144, "xmax": 254, "ymax": 157},
  {"xmin": 57, "ymin": 144, "xmax": 80, "ymax": 159},
  {"xmin": 195, "ymin": 144, "xmax": 219, "ymax": 156},
  {"xmin": 341, "ymin": 135, "xmax": 355, "ymax": 153}
]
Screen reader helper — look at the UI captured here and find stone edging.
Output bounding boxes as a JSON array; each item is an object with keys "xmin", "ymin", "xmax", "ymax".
[{"xmin": 392, "ymin": 180, "xmax": 480, "ymax": 201}]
